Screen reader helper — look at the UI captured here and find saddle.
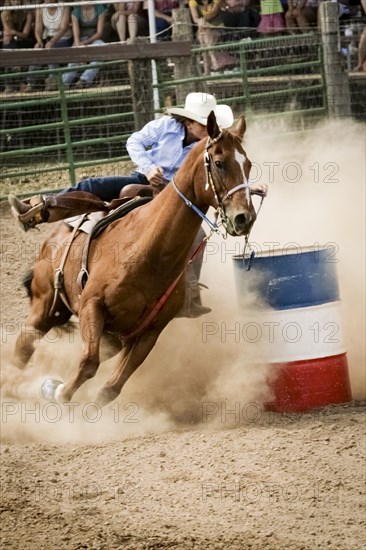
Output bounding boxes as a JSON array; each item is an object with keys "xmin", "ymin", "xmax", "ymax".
[{"xmin": 50, "ymin": 195, "xmax": 152, "ymax": 316}]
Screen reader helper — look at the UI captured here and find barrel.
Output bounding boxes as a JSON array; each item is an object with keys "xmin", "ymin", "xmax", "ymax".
[{"xmin": 232, "ymin": 246, "xmax": 352, "ymax": 412}]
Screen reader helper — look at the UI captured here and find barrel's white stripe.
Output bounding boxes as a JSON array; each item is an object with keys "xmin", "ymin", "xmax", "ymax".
[{"xmin": 240, "ymin": 301, "xmax": 346, "ymax": 363}]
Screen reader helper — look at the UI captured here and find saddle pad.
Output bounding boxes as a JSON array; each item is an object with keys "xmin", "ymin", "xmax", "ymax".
[{"xmin": 65, "ymin": 212, "xmax": 105, "ymax": 234}]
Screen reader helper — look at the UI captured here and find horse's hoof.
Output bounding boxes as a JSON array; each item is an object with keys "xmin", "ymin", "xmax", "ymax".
[{"xmin": 41, "ymin": 378, "xmax": 64, "ymax": 402}]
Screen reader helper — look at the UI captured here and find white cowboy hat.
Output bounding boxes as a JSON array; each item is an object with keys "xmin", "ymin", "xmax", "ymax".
[{"xmin": 167, "ymin": 92, "xmax": 234, "ymax": 128}]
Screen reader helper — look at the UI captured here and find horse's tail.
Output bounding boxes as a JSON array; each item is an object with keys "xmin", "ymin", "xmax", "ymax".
[{"xmin": 23, "ymin": 269, "xmax": 34, "ymax": 299}]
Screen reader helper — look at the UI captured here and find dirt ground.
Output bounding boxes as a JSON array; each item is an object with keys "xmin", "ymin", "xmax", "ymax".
[{"xmin": 1, "ymin": 120, "xmax": 366, "ymax": 550}]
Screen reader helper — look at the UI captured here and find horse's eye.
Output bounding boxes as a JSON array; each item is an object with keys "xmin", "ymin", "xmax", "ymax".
[{"xmin": 215, "ymin": 160, "xmax": 224, "ymax": 169}]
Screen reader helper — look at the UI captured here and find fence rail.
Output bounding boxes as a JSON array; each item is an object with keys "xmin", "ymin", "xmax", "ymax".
[{"xmin": 0, "ymin": 24, "xmax": 365, "ymax": 192}]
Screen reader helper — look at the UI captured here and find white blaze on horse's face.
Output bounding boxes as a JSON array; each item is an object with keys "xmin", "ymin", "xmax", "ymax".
[
  {"xmin": 221, "ymin": 143, "xmax": 256, "ymax": 237},
  {"xmin": 234, "ymin": 149, "xmax": 252, "ymax": 206}
]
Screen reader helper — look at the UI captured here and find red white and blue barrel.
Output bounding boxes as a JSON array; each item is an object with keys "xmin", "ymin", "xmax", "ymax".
[{"xmin": 233, "ymin": 246, "xmax": 352, "ymax": 412}]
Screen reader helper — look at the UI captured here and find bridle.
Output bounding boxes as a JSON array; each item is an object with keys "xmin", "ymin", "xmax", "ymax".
[
  {"xmin": 203, "ymin": 132, "xmax": 252, "ymax": 230},
  {"xmin": 172, "ymin": 131, "xmax": 254, "ymax": 236}
]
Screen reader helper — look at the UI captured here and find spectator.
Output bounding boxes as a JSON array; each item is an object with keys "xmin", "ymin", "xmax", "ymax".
[
  {"xmin": 25, "ymin": 0, "xmax": 72, "ymax": 92},
  {"xmin": 338, "ymin": 0, "xmax": 361, "ymax": 21},
  {"xmin": 62, "ymin": 1, "xmax": 108, "ymax": 89},
  {"xmin": 189, "ymin": 0, "xmax": 236, "ymax": 74},
  {"xmin": 257, "ymin": 0, "xmax": 285, "ymax": 34},
  {"xmin": 285, "ymin": 0, "xmax": 318, "ymax": 32},
  {"xmin": 221, "ymin": 0, "xmax": 261, "ymax": 40},
  {"xmin": 111, "ymin": 1, "xmax": 142, "ymax": 42},
  {"xmin": 143, "ymin": 0, "xmax": 180, "ymax": 40},
  {"xmin": 355, "ymin": 0, "xmax": 366, "ymax": 70},
  {"xmin": 1, "ymin": 0, "xmax": 35, "ymax": 93},
  {"xmin": 0, "ymin": 13, "xmax": 3, "ymax": 49}
]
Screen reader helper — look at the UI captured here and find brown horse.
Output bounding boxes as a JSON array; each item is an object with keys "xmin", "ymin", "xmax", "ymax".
[{"xmin": 13, "ymin": 112, "xmax": 257, "ymax": 407}]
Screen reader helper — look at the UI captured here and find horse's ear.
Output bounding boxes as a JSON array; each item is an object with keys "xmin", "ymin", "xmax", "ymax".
[
  {"xmin": 232, "ymin": 115, "xmax": 246, "ymax": 139},
  {"xmin": 207, "ymin": 111, "xmax": 220, "ymax": 140}
]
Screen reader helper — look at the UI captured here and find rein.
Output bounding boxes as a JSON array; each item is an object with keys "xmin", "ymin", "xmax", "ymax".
[
  {"xmin": 171, "ymin": 177, "xmax": 220, "ymax": 234},
  {"xmin": 120, "ymin": 236, "xmax": 208, "ymax": 344}
]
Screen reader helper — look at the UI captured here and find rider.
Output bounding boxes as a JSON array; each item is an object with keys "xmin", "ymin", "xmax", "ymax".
[
  {"xmin": 9, "ymin": 93, "xmax": 267, "ymax": 227},
  {"xmin": 9, "ymin": 92, "xmax": 267, "ymax": 316},
  {"xmin": 9, "ymin": 93, "xmax": 237, "ymax": 229}
]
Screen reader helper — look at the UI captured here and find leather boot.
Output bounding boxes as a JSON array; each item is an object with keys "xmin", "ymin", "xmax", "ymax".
[
  {"xmin": 188, "ymin": 281, "xmax": 212, "ymax": 318},
  {"xmin": 176, "ymin": 274, "xmax": 212, "ymax": 319},
  {"xmin": 8, "ymin": 194, "xmax": 47, "ymax": 232},
  {"xmin": 9, "ymin": 191, "xmax": 110, "ymax": 232}
]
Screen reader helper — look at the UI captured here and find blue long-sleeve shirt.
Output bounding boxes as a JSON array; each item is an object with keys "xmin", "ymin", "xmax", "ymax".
[{"xmin": 126, "ymin": 116, "xmax": 199, "ymax": 184}]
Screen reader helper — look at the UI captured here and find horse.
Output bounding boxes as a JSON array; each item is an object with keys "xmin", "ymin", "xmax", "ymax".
[{"xmin": 12, "ymin": 112, "xmax": 257, "ymax": 407}]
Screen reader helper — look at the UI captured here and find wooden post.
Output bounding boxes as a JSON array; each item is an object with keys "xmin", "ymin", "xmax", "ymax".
[
  {"xmin": 319, "ymin": 1, "xmax": 351, "ymax": 118},
  {"xmin": 128, "ymin": 38, "xmax": 155, "ymax": 130},
  {"xmin": 172, "ymin": 7, "xmax": 196, "ymax": 106}
]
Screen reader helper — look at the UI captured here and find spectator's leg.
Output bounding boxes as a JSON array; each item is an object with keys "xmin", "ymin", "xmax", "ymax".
[
  {"xmin": 206, "ymin": 28, "xmax": 232, "ymax": 72},
  {"xmin": 285, "ymin": 11, "xmax": 298, "ymax": 32},
  {"xmin": 127, "ymin": 13, "xmax": 138, "ymax": 40},
  {"xmin": 80, "ymin": 62, "xmax": 100, "ymax": 85},
  {"xmin": 45, "ymin": 65, "xmax": 59, "ymax": 91},
  {"xmin": 155, "ymin": 17, "xmax": 171, "ymax": 40},
  {"xmin": 296, "ymin": 7, "xmax": 313, "ymax": 31},
  {"xmin": 62, "ymin": 63, "xmax": 79, "ymax": 86},
  {"xmin": 198, "ymin": 28, "xmax": 211, "ymax": 75},
  {"xmin": 79, "ymin": 40, "xmax": 105, "ymax": 85},
  {"xmin": 26, "ymin": 64, "xmax": 40, "ymax": 88},
  {"xmin": 113, "ymin": 12, "xmax": 127, "ymax": 42},
  {"xmin": 356, "ymin": 26, "xmax": 366, "ymax": 70},
  {"xmin": 47, "ymin": 37, "xmax": 73, "ymax": 90}
]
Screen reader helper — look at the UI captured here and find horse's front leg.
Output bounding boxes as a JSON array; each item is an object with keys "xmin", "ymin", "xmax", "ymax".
[
  {"xmin": 53, "ymin": 299, "xmax": 104, "ymax": 403},
  {"xmin": 96, "ymin": 329, "xmax": 161, "ymax": 407}
]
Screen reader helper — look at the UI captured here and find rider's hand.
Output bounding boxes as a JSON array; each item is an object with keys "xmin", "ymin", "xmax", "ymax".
[
  {"xmin": 147, "ymin": 166, "xmax": 164, "ymax": 186},
  {"xmin": 250, "ymin": 183, "xmax": 268, "ymax": 197}
]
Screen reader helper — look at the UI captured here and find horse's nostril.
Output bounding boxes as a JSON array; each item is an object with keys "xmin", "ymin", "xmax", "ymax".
[{"xmin": 234, "ymin": 213, "xmax": 247, "ymax": 228}]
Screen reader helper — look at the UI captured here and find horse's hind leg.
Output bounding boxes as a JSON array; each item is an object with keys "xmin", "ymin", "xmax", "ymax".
[
  {"xmin": 13, "ymin": 300, "xmax": 70, "ymax": 369},
  {"xmin": 13, "ymin": 321, "xmax": 47, "ymax": 369},
  {"xmin": 54, "ymin": 300, "xmax": 105, "ymax": 403},
  {"xmin": 96, "ymin": 329, "xmax": 160, "ymax": 407}
]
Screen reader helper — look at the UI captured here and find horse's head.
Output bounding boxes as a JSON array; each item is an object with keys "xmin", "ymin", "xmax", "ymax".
[{"xmin": 200, "ymin": 111, "xmax": 257, "ymax": 236}]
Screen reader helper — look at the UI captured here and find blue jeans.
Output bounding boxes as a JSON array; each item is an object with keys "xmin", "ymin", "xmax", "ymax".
[
  {"xmin": 59, "ymin": 172, "xmax": 149, "ymax": 202},
  {"xmin": 156, "ymin": 17, "xmax": 172, "ymax": 40},
  {"xmin": 27, "ymin": 36, "xmax": 73, "ymax": 85},
  {"xmin": 62, "ymin": 39, "xmax": 105, "ymax": 85}
]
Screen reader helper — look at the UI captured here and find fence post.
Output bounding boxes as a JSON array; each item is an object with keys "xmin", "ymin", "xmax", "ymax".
[
  {"xmin": 319, "ymin": 1, "xmax": 351, "ymax": 118},
  {"xmin": 172, "ymin": 7, "xmax": 195, "ymax": 105},
  {"xmin": 58, "ymin": 74, "xmax": 76, "ymax": 185},
  {"xmin": 128, "ymin": 38, "xmax": 155, "ymax": 130}
]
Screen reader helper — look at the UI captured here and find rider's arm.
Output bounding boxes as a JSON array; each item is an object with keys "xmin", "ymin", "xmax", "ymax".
[{"xmin": 126, "ymin": 116, "xmax": 172, "ymax": 176}]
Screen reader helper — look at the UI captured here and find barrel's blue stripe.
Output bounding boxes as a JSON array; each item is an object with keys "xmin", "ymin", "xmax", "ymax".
[{"xmin": 233, "ymin": 249, "xmax": 340, "ymax": 310}]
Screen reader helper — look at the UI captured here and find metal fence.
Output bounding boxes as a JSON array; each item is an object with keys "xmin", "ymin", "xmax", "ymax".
[
  {"xmin": 168, "ymin": 32, "xmax": 327, "ymax": 120},
  {"xmin": 0, "ymin": 26, "xmax": 365, "ymax": 193}
]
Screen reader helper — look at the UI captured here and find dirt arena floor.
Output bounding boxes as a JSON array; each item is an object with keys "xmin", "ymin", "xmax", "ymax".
[{"xmin": 1, "ymin": 120, "xmax": 365, "ymax": 549}]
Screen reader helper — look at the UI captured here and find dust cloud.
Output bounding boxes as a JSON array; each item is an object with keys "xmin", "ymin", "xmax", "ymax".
[
  {"xmin": 242, "ymin": 117, "xmax": 365, "ymax": 399},
  {"xmin": 1, "ymin": 118, "xmax": 364, "ymax": 444}
]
